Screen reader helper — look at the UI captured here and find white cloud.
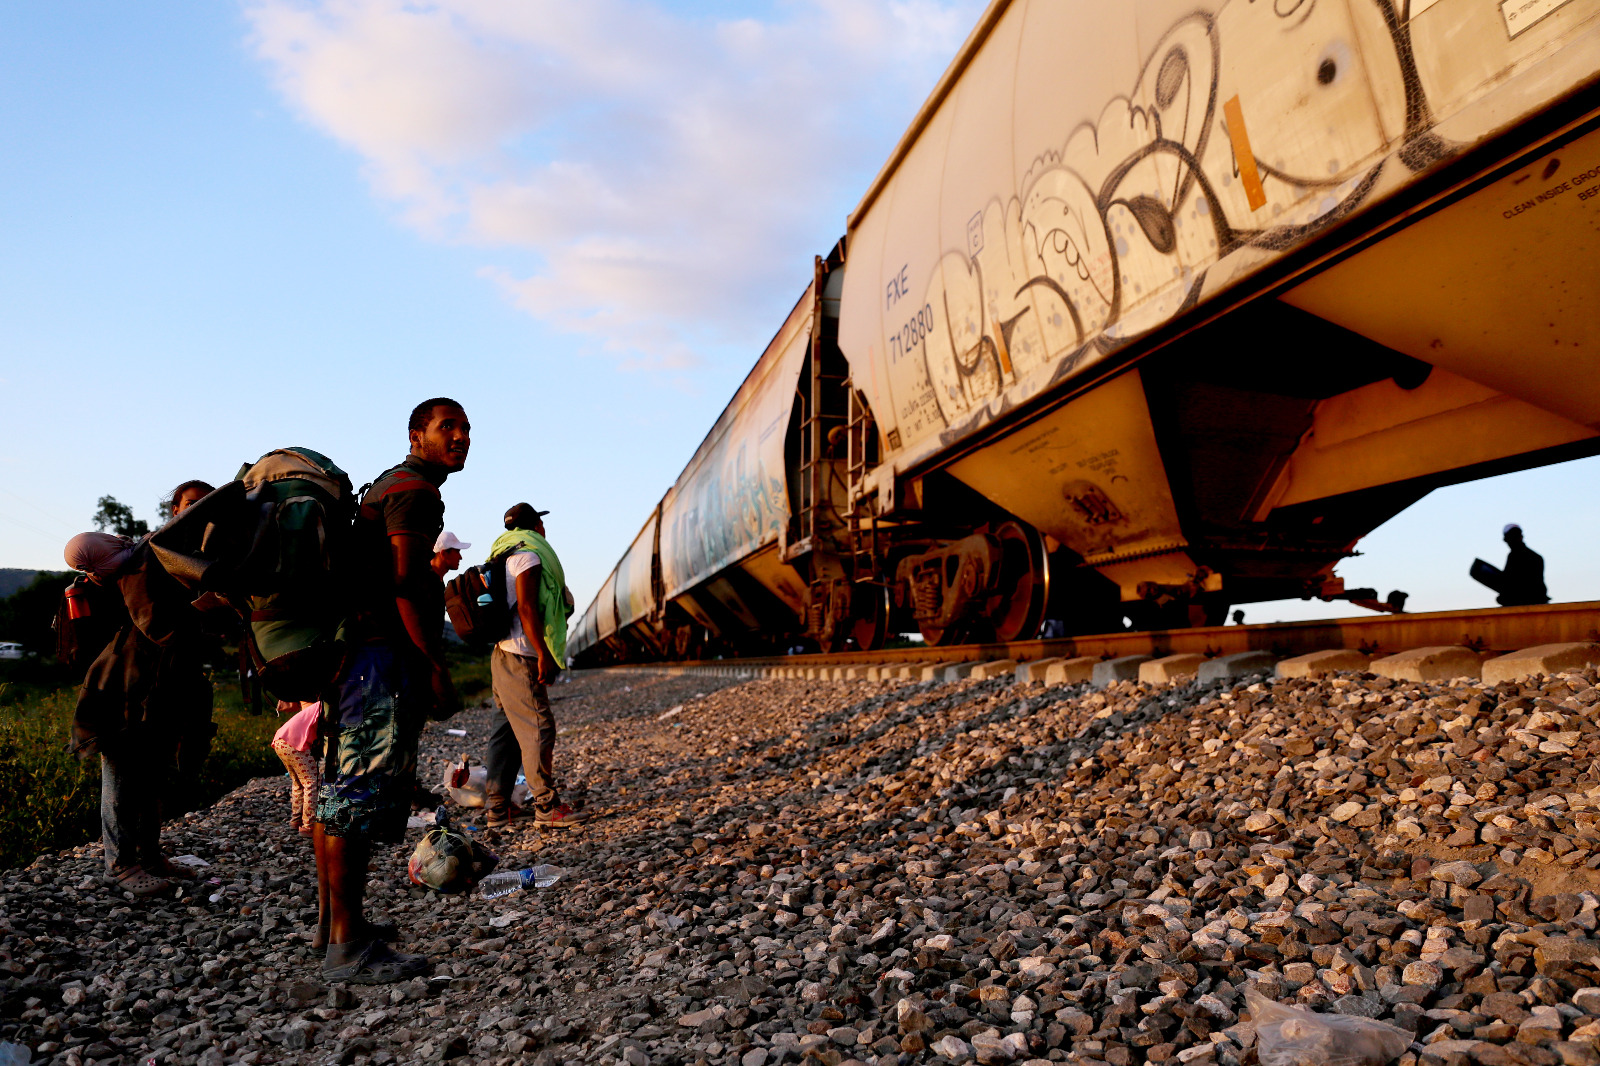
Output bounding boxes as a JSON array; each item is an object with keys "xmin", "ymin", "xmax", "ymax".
[{"xmin": 245, "ymin": 0, "xmax": 984, "ymax": 368}]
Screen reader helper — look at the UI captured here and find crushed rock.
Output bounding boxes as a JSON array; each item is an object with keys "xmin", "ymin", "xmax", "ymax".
[{"xmin": 6, "ymin": 665, "xmax": 1600, "ymax": 1066}]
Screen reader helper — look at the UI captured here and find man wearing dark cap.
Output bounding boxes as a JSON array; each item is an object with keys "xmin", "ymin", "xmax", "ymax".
[
  {"xmin": 482, "ymin": 502, "xmax": 588, "ymax": 829},
  {"xmin": 1497, "ymin": 523, "xmax": 1549, "ymax": 606},
  {"xmin": 1470, "ymin": 523, "xmax": 1550, "ymax": 606}
]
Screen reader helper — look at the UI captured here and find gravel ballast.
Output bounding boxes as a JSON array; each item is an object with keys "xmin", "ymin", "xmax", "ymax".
[{"xmin": 7, "ymin": 663, "xmax": 1600, "ymax": 1066}]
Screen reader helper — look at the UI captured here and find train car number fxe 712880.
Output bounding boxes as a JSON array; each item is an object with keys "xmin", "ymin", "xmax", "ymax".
[{"xmin": 888, "ymin": 303, "xmax": 935, "ymax": 364}]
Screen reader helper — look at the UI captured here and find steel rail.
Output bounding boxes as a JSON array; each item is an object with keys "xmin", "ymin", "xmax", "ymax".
[{"xmin": 594, "ymin": 601, "xmax": 1600, "ymax": 673}]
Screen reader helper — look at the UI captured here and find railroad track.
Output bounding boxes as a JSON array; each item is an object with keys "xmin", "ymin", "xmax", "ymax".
[{"xmin": 585, "ymin": 600, "xmax": 1600, "ymax": 685}]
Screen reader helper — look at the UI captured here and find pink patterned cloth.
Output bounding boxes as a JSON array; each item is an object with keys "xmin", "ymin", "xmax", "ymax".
[
  {"xmin": 272, "ymin": 702, "xmax": 320, "ymax": 752},
  {"xmin": 272, "ymin": 738, "xmax": 320, "ymax": 829}
]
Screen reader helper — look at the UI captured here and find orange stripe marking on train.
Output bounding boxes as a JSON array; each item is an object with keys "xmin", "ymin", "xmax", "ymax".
[{"xmin": 1223, "ymin": 95, "xmax": 1267, "ymax": 211}]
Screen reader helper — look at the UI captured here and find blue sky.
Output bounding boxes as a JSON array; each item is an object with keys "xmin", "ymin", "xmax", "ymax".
[{"xmin": 1, "ymin": 0, "xmax": 1596, "ymax": 629}]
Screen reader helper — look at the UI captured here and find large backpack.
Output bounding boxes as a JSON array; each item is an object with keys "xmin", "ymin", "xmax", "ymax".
[
  {"xmin": 147, "ymin": 447, "xmax": 355, "ymax": 700},
  {"xmin": 232, "ymin": 448, "xmax": 355, "ymax": 700},
  {"xmin": 444, "ymin": 553, "xmax": 513, "ymax": 650}
]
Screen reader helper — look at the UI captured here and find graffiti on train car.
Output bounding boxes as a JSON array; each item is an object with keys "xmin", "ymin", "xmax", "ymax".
[
  {"xmin": 659, "ymin": 308, "xmax": 810, "ymax": 599},
  {"xmin": 664, "ymin": 432, "xmax": 788, "ymax": 597},
  {"xmin": 901, "ymin": 0, "xmax": 1453, "ymax": 448},
  {"xmin": 612, "ymin": 513, "xmax": 657, "ymax": 630}
]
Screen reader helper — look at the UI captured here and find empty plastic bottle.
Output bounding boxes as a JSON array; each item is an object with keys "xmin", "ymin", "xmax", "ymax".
[{"xmin": 477, "ymin": 865, "xmax": 563, "ymax": 900}]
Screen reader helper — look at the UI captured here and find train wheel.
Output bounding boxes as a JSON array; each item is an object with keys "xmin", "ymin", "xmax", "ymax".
[
  {"xmin": 989, "ymin": 520, "xmax": 1049, "ymax": 643},
  {"xmin": 845, "ymin": 582, "xmax": 890, "ymax": 652}
]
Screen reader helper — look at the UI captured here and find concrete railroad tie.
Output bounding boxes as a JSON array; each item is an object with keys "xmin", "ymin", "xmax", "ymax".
[{"xmin": 654, "ymin": 640, "xmax": 1600, "ymax": 690}]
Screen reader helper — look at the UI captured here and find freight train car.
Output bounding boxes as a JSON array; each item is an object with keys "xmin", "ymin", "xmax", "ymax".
[
  {"xmin": 572, "ymin": 0, "xmax": 1600, "ymax": 664},
  {"xmin": 573, "ymin": 288, "xmax": 820, "ymax": 663}
]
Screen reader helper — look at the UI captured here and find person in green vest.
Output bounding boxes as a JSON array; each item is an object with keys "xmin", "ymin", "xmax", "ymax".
[{"xmin": 482, "ymin": 502, "xmax": 589, "ymax": 830}]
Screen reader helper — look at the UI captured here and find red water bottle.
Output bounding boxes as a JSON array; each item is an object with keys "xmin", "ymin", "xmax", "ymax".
[{"xmin": 64, "ymin": 582, "xmax": 90, "ymax": 621}]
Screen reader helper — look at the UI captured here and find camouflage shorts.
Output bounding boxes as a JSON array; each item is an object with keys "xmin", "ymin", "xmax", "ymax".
[{"xmin": 316, "ymin": 642, "xmax": 426, "ymax": 843}]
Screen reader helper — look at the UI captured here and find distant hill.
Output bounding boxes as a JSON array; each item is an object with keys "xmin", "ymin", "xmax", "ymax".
[
  {"xmin": 0, "ymin": 570, "xmax": 42, "ymax": 601},
  {"xmin": 0, "ymin": 569, "xmax": 71, "ymax": 651}
]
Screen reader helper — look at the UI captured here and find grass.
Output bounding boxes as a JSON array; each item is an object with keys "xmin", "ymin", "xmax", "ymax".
[
  {"xmin": 0, "ymin": 646, "xmax": 490, "ymax": 870},
  {"xmin": 449, "ymin": 644, "xmax": 491, "ymax": 704}
]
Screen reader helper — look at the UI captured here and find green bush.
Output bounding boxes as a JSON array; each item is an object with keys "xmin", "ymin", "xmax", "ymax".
[
  {"xmin": 0, "ymin": 680, "xmax": 99, "ymax": 870},
  {"xmin": 439, "ymin": 641, "xmax": 491, "ymax": 700}
]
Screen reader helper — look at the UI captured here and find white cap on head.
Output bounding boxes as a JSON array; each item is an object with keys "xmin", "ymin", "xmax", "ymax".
[
  {"xmin": 1503, "ymin": 523, "xmax": 1522, "ymax": 536},
  {"xmin": 434, "ymin": 531, "xmax": 471, "ymax": 554}
]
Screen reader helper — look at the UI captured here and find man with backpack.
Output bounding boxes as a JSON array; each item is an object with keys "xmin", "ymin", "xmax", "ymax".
[
  {"xmin": 315, "ymin": 397, "xmax": 470, "ymax": 984},
  {"xmin": 482, "ymin": 502, "xmax": 588, "ymax": 831}
]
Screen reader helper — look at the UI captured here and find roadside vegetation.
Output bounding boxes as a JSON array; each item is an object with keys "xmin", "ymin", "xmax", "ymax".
[{"xmin": 0, "ymin": 645, "xmax": 490, "ymax": 870}]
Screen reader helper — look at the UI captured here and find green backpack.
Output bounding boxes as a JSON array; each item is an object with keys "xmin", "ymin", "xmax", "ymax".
[{"xmin": 233, "ymin": 448, "xmax": 355, "ymax": 700}]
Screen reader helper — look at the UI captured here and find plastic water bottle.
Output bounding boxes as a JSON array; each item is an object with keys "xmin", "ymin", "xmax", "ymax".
[{"xmin": 478, "ymin": 865, "xmax": 562, "ymax": 900}]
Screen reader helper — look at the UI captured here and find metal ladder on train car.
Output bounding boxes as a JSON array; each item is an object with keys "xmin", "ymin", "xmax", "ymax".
[
  {"xmin": 844, "ymin": 380, "xmax": 879, "ymax": 584},
  {"xmin": 790, "ymin": 253, "xmax": 863, "ymax": 645},
  {"xmin": 793, "ymin": 260, "xmax": 851, "ymax": 559}
]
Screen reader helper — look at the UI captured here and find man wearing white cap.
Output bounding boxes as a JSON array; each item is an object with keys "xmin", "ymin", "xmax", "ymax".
[{"xmin": 430, "ymin": 531, "xmax": 471, "ymax": 579}]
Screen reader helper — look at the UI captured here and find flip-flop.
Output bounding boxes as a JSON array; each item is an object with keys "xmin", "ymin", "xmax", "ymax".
[
  {"xmin": 108, "ymin": 866, "xmax": 174, "ymax": 898},
  {"xmin": 322, "ymin": 939, "xmax": 430, "ymax": 984}
]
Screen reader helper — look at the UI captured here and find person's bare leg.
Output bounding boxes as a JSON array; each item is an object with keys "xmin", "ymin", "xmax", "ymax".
[
  {"xmin": 313, "ymin": 822, "xmax": 331, "ymax": 949},
  {"xmin": 323, "ymin": 833, "xmax": 370, "ymax": 947}
]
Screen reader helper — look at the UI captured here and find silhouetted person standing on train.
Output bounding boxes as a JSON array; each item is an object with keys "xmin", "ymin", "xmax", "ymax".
[
  {"xmin": 1471, "ymin": 523, "xmax": 1549, "ymax": 606},
  {"xmin": 1498, "ymin": 524, "xmax": 1549, "ymax": 605}
]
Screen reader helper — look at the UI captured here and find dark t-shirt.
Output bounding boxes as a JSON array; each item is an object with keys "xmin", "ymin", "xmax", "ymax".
[
  {"xmin": 1501, "ymin": 544, "xmax": 1549, "ymax": 606},
  {"xmin": 352, "ymin": 455, "xmax": 448, "ymax": 645}
]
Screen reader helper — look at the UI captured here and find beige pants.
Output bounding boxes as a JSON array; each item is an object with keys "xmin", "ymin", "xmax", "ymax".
[{"xmin": 485, "ymin": 647, "xmax": 557, "ymax": 812}]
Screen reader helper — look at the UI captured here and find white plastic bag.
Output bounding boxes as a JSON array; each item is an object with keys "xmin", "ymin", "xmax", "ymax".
[
  {"xmin": 1246, "ymin": 987, "xmax": 1411, "ymax": 1066},
  {"xmin": 443, "ymin": 763, "xmax": 488, "ymax": 807},
  {"xmin": 440, "ymin": 764, "xmax": 529, "ymax": 808}
]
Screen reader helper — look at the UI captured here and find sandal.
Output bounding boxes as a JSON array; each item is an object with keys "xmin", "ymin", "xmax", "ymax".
[
  {"xmin": 322, "ymin": 939, "xmax": 430, "ymax": 984},
  {"xmin": 312, "ymin": 919, "xmax": 401, "ymax": 952},
  {"xmin": 107, "ymin": 865, "xmax": 175, "ymax": 898}
]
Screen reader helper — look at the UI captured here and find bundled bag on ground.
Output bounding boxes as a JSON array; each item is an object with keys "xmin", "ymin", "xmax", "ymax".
[
  {"xmin": 148, "ymin": 447, "xmax": 355, "ymax": 701},
  {"xmin": 408, "ymin": 807, "xmax": 498, "ymax": 893}
]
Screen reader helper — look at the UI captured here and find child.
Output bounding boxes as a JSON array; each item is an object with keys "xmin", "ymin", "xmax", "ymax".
[{"xmin": 271, "ymin": 700, "xmax": 321, "ymax": 835}]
